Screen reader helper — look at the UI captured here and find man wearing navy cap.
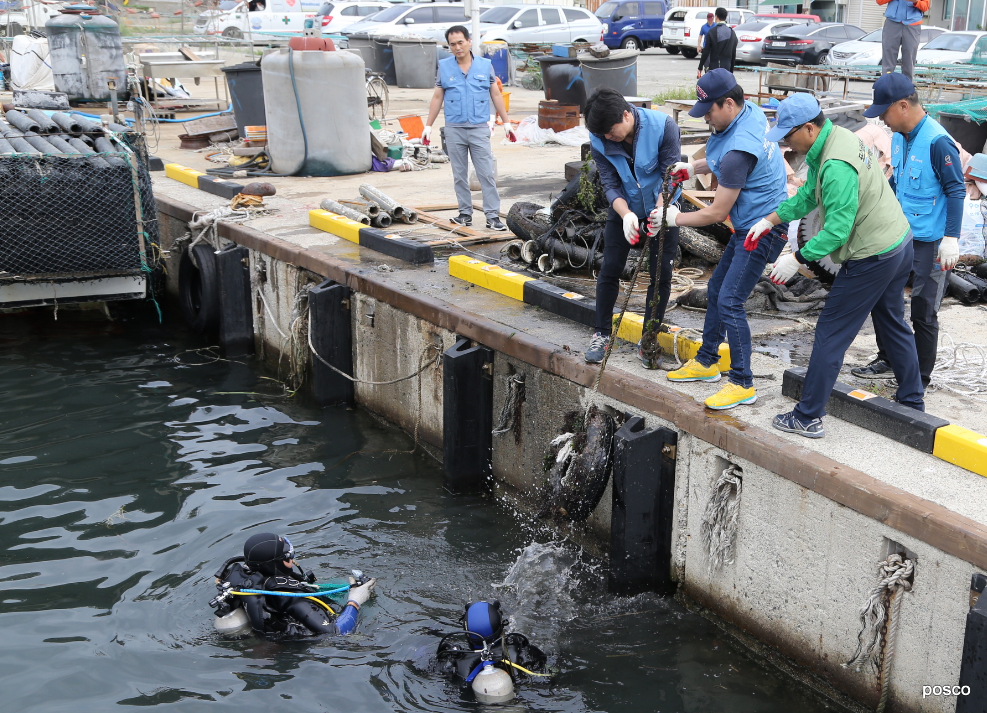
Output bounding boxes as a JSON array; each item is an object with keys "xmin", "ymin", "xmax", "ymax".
[
  {"xmin": 850, "ymin": 73, "xmax": 963, "ymax": 388},
  {"xmin": 652, "ymin": 69, "xmax": 788, "ymax": 411},
  {"xmin": 745, "ymin": 93, "xmax": 923, "ymax": 438}
]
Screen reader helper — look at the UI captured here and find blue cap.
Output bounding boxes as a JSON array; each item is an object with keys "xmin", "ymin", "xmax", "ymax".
[
  {"xmin": 688, "ymin": 68, "xmax": 739, "ymax": 117},
  {"xmin": 969, "ymin": 153, "xmax": 987, "ymax": 180},
  {"xmin": 863, "ymin": 72, "xmax": 917, "ymax": 118},
  {"xmin": 765, "ymin": 93, "xmax": 821, "ymax": 142}
]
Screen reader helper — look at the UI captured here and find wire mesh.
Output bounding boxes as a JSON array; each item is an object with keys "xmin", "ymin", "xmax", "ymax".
[
  {"xmin": 0, "ymin": 130, "xmax": 159, "ymax": 279},
  {"xmin": 926, "ymin": 97, "xmax": 987, "ymax": 122}
]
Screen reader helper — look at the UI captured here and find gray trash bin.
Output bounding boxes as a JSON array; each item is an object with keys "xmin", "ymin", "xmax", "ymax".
[
  {"xmin": 347, "ymin": 34, "xmax": 380, "ymax": 71},
  {"xmin": 391, "ymin": 37, "xmax": 438, "ymax": 89},
  {"xmin": 580, "ymin": 49, "xmax": 639, "ymax": 99}
]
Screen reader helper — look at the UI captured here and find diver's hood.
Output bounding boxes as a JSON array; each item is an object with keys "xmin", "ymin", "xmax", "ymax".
[
  {"xmin": 243, "ymin": 532, "xmax": 296, "ymax": 578},
  {"xmin": 464, "ymin": 600, "xmax": 506, "ymax": 649}
]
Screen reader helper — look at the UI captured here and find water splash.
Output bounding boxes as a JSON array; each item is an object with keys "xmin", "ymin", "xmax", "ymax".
[{"xmin": 493, "ymin": 542, "xmax": 581, "ymax": 643}]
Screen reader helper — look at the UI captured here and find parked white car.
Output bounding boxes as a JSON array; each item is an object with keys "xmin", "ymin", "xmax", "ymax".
[
  {"xmin": 341, "ymin": 3, "xmax": 491, "ymax": 41},
  {"xmin": 915, "ymin": 30, "xmax": 987, "ymax": 65},
  {"xmin": 0, "ymin": 0, "xmax": 66, "ymax": 34},
  {"xmin": 662, "ymin": 5, "xmax": 753, "ymax": 58},
  {"xmin": 194, "ymin": 0, "xmax": 327, "ymax": 38},
  {"xmin": 477, "ymin": 4, "xmax": 602, "ymax": 45},
  {"xmin": 314, "ymin": 2, "xmax": 390, "ymax": 33},
  {"xmin": 734, "ymin": 18, "xmax": 813, "ymax": 64},
  {"xmin": 828, "ymin": 25, "xmax": 944, "ymax": 66}
]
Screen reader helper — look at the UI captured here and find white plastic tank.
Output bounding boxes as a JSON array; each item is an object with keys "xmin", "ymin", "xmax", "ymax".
[
  {"xmin": 46, "ymin": 9, "xmax": 126, "ymax": 102},
  {"xmin": 262, "ymin": 47, "xmax": 371, "ymax": 177}
]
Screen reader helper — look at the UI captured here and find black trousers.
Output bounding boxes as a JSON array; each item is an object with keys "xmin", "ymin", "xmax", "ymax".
[{"xmin": 595, "ymin": 210, "xmax": 680, "ymax": 335}]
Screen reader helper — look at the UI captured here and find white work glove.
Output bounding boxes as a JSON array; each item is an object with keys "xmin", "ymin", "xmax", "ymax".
[
  {"xmin": 504, "ymin": 124, "xmax": 517, "ymax": 143},
  {"xmin": 421, "ymin": 125, "xmax": 432, "ymax": 146},
  {"xmin": 670, "ymin": 161, "xmax": 695, "ymax": 184},
  {"xmin": 744, "ymin": 217, "xmax": 774, "ymax": 252},
  {"xmin": 622, "ymin": 212, "xmax": 641, "ymax": 245},
  {"xmin": 648, "ymin": 204, "xmax": 680, "ymax": 235},
  {"xmin": 938, "ymin": 236, "xmax": 959, "ymax": 271},
  {"xmin": 769, "ymin": 253, "xmax": 800, "ymax": 285},
  {"xmin": 347, "ymin": 578, "xmax": 377, "ymax": 607}
]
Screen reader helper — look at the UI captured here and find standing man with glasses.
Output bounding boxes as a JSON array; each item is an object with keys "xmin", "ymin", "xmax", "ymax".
[
  {"xmin": 745, "ymin": 93, "xmax": 923, "ymax": 439},
  {"xmin": 423, "ymin": 25, "xmax": 515, "ymax": 231}
]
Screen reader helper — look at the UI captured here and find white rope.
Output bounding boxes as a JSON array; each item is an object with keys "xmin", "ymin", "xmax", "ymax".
[
  {"xmin": 928, "ymin": 332, "xmax": 987, "ymax": 402},
  {"xmin": 257, "ymin": 288, "xmax": 289, "ymax": 341},
  {"xmin": 844, "ymin": 554, "xmax": 915, "ymax": 713},
  {"xmin": 699, "ymin": 464, "xmax": 743, "ymax": 573}
]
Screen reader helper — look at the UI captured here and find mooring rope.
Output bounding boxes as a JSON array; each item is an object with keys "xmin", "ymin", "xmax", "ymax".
[
  {"xmin": 492, "ymin": 372, "xmax": 525, "ymax": 436},
  {"xmin": 844, "ymin": 553, "xmax": 915, "ymax": 713},
  {"xmin": 928, "ymin": 333, "xmax": 987, "ymax": 402},
  {"xmin": 699, "ymin": 465, "xmax": 743, "ymax": 573}
]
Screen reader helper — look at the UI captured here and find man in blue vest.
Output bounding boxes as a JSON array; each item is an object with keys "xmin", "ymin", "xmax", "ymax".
[
  {"xmin": 582, "ymin": 88, "xmax": 681, "ymax": 367},
  {"xmin": 652, "ymin": 69, "xmax": 789, "ymax": 410},
  {"xmin": 877, "ymin": 0, "xmax": 928, "ymax": 79},
  {"xmin": 851, "ymin": 73, "xmax": 962, "ymax": 387},
  {"xmin": 423, "ymin": 25, "xmax": 515, "ymax": 231}
]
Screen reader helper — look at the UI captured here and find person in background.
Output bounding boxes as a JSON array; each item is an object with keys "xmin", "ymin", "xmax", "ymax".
[
  {"xmin": 582, "ymin": 88, "xmax": 681, "ymax": 367},
  {"xmin": 698, "ymin": 7, "xmax": 737, "ymax": 77},
  {"xmin": 698, "ymin": 12, "xmax": 715, "ymax": 53},
  {"xmin": 745, "ymin": 93, "xmax": 923, "ymax": 438},
  {"xmin": 653, "ymin": 69, "xmax": 788, "ymax": 410},
  {"xmin": 877, "ymin": 0, "xmax": 928, "ymax": 79},
  {"xmin": 423, "ymin": 25, "xmax": 515, "ymax": 231},
  {"xmin": 851, "ymin": 73, "xmax": 962, "ymax": 387}
]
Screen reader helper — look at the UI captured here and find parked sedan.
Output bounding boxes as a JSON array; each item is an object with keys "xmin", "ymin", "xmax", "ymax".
[
  {"xmin": 316, "ymin": 2, "xmax": 391, "ymax": 34},
  {"xmin": 915, "ymin": 31, "xmax": 987, "ymax": 65},
  {"xmin": 341, "ymin": 3, "xmax": 492, "ymax": 40},
  {"xmin": 760, "ymin": 22, "xmax": 865, "ymax": 65},
  {"xmin": 478, "ymin": 4, "xmax": 603, "ymax": 45},
  {"xmin": 734, "ymin": 19, "xmax": 814, "ymax": 64},
  {"xmin": 828, "ymin": 25, "xmax": 943, "ymax": 66}
]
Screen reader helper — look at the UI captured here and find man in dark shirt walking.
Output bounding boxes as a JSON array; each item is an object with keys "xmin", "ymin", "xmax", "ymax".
[{"xmin": 699, "ymin": 7, "xmax": 737, "ymax": 76}]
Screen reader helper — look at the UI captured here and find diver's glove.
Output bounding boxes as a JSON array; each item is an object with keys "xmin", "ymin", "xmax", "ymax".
[
  {"xmin": 305, "ymin": 571, "xmax": 317, "ymax": 584},
  {"xmin": 347, "ymin": 578, "xmax": 377, "ymax": 607}
]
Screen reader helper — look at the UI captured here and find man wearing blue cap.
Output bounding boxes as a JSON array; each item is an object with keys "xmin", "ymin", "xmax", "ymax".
[
  {"xmin": 744, "ymin": 93, "xmax": 924, "ymax": 438},
  {"xmin": 850, "ymin": 73, "xmax": 963, "ymax": 388},
  {"xmin": 653, "ymin": 69, "xmax": 788, "ymax": 411}
]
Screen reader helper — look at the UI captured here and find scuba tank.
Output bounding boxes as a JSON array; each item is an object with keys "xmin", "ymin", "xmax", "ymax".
[{"xmin": 209, "ymin": 557, "xmax": 252, "ymax": 633}]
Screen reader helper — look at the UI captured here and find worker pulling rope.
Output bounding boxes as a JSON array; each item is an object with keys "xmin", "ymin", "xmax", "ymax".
[
  {"xmin": 699, "ymin": 464, "xmax": 743, "ymax": 573},
  {"xmin": 844, "ymin": 553, "xmax": 915, "ymax": 713}
]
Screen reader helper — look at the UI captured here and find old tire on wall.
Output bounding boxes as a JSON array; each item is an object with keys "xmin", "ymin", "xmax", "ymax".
[
  {"xmin": 679, "ymin": 227, "xmax": 725, "ymax": 264},
  {"xmin": 507, "ymin": 201, "xmax": 550, "ymax": 242},
  {"xmin": 179, "ymin": 244, "xmax": 221, "ymax": 334}
]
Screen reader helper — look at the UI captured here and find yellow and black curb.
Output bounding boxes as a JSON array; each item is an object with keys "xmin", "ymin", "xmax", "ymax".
[
  {"xmin": 309, "ymin": 210, "xmax": 433, "ymax": 265},
  {"xmin": 164, "ymin": 163, "xmax": 245, "ymax": 200}
]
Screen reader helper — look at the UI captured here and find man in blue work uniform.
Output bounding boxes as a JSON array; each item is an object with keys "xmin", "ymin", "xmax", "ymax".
[
  {"xmin": 653, "ymin": 69, "xmax": 789, "ymax": 410},
  {"xmin": 852, "ymin": 73, "xmax": 962, "ymax": 387},
  {"xmin": 423, "ymin": 25, "xmax": 515, "ymax": 231},
  {"xmin": 582, "ymin": 87, "xmax": 681, "ymax": 367},
  {"xmin": 877, "ymin": 0, "xmax": 927, "ymax": 80},
  {"xmin": 746, "ymin": 93, "xmax": 923, "ymax": 438}
]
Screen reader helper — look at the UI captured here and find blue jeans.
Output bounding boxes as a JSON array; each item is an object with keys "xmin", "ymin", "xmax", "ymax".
[{"xmin": 695, "ymin": 225, "xmax": 787, "ymax": 388}]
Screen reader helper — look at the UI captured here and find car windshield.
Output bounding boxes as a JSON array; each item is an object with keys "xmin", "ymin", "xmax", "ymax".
[
  {"xmin": 735, "ymin": 21, "xmax": 770, "ymax": 31},
  {"xmin": 366, "ymin": 4, "xmax": 406, "ymax": 21},
  {"xmin": 922, "ymin": 33, "xmax": 976, "ymax": 51},
  {"xmin": 595, "ymin": 1, "xmax": 617, "ymax": 17},
  {"xmin": 859, "ymin": 28, "xmax": 882, "ymax": 42},
  {"xmin": 219, "ymin": 0, "xmax": 239, "ymax": 9},
  {"xmin": 480, "ymin": 7, "xmax": 519, "ymax": 23}
]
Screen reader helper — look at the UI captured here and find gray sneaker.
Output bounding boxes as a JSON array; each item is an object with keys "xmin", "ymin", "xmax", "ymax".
[
  {"xmin": 585, "ymin": 332, "xmax": 610, "ymax": 364},
  {"xmin": 772, "ymin": 410, "xmax": 825, "ymax": 439},
  {"xmin": 851, "ymin": 358, "xmax": 892, "ymax": 379}
]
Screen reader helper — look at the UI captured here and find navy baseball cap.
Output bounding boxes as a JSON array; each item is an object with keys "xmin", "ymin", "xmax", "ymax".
[
  {"xmin": 688, "ymin": 68, "xmax": 739, "ymax": 117},
  {"xmin": 863, "ymin": 72, "xmax": 916, "ymax": 118},
  {"xmin": 765, "ymin": 93, "xmax": 821, "ymax": 142}
]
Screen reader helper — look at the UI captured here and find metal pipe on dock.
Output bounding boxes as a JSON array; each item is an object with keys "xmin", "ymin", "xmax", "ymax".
[
  {"xmin": 339, "ymin": 198, "xmax": 380, "ymax": 218},
  {"xmin": 27, "ymin": 110, "xmax": 59, "ymax": 134},
  {"xmin": 320, "ymin": 198, "xmax": 371, "ymax": 225},
  {"xmin": 359, "ymin": 184, "xmax": 416, "ymax": 222},
  {"xmin": 372, "ymin": 213, "xmax": 392, "ymax": 228}
]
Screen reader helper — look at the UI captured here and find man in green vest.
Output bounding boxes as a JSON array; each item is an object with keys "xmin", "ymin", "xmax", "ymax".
[{"xmin": 744, "ymin": 94, "xmax": 924, "ymax": 438}]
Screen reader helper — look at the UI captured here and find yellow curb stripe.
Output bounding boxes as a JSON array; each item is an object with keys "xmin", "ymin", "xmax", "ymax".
[
  {"xmin": 309, "ymin": 209, "xmax": 362, "ymax": 244},
  {"xmin": 934, "ymin": 424, "xmax": 987, "ymax": 477},
  {"xmin": 615, "ymin": 313, "xmax": 730, "ymax": 370},
  {"xmin": 448, "ymin": 255, "xmax": 533, "ymax": 302},
  {"xmin": 164, "ymin": 163, "xmax": 206, "ymax": 188}
]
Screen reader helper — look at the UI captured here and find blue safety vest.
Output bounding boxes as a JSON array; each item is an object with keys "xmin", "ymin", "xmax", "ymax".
[
  {"xmin": 883, "ymin": 0, "xmax": 923, "ymax": 26},
  {"xmin": 705, "ymin": 101, "xmax": 788, "ymax": 231},
  {"xmin": 891, "ymin": 115, "xmax": 950, "ymax": 242},
  {"xmin": 438, "ymin": 54, "xmax": 494, "ymax": 126},
  {"xmin": 590, "ymin": 108, "xmax": 667, "ymax": 218}
]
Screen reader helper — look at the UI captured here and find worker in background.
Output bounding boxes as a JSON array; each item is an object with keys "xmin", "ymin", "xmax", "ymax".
[
  {"xmin": 698, "ymin": 12, "xmax": 715, "ymax": 53},
  {"xmin": 878, "ymin": 0, "xmax": 927, "ymax": 79},
  {"xmin": 745, "ymin": 94, "xmax": 924, "ymax": 438},
  {"xmin": 583, "ymin": 88, "xmax": 681, "ymax": 367},
  {"xmin": 698, "ymin": 8, "xmax": 737, "ymax": 77},
  {"xmin": 423, "ymin": 25, "xmax": 515, "ymax": 231},
  {"xmin": 851, "ymin": 74, "xmax": 962, "ymax": 386},
  {"xmin": 652, "ymin": 69, "xmax": 787, "ymax": 410}
]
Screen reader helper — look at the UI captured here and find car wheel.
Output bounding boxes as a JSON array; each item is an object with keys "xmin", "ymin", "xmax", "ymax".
[
  {"xmin": 666, "ymin": 45, "xmax": 679, "ymax": 54},
  {"xmin": 681, "ymin": 47, "xmax": 697, "ymax": 59},
  {"xmin": 222, "ymin": 26, "xmax": 243, "ymax": 39},
  {"xmin": 817, "ymin": 51, "xmax": 830, "ymax": 65},
  {"xmin": 621, "ymin": 36, "xmax": 639, "ymax": 50},
  {"xmin": 574, "ymin": 38, "xmax": 588, "ymax": 44}
]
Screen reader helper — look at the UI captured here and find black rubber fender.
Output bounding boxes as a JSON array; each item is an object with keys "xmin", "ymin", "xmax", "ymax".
[
  {"xmin": 796, "ymin": 209, "xmax": 838, "ymax": 285},
  {"xmin": 179, "ymin": 244, "xmax": 221, "ymax": 334}
]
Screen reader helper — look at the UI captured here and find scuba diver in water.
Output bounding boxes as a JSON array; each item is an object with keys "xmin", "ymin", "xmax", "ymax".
[
  {"xmin": 436, "ymin": 600, "xmax": 548, "ymax": 703},
  {"xmin": 209, "ymin": 532, "xmax": 376, "ymax": 637}
]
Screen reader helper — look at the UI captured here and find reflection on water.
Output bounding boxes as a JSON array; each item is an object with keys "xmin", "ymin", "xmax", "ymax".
[{"xmin": 0, "ymin": 314, "xmax": 842, "ymax": 711}]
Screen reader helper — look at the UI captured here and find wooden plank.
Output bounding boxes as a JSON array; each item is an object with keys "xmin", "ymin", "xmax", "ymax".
[
  {"xmin": 183, "ymin": 114, "xmax": 237, "ymax": 137},
  {"xmin": 180, "ymin": 47, "xmax": 203, "ymax": 61}
]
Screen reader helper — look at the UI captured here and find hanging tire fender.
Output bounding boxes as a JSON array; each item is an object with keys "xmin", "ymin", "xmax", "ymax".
[{"xmin": 179, "ymin": 243, "xmax": 221, "ymax": 334}]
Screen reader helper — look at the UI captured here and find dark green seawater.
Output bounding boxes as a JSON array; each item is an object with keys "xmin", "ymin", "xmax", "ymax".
[{"xmin": 0, "ymin": 314, "xmax": 841, "ymax": 712}]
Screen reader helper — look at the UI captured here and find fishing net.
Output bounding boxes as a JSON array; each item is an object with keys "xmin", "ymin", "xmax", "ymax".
[
  {"xmin": 0, "ymin": 131, "xmax": 159, "ymax": 279},
  {"xmin": 925, "ymin": 97, "xmax": 987, "ymax": 123}
]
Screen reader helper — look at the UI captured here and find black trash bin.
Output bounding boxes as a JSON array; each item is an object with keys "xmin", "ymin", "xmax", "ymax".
[
  {"xmin": 580, "ymin": 49, "xmax": 639, "ymax": 101},
  {"xmin": 373, "ymin": 36, "xmax": 398, "ymax": 86},
  {"xmin": 221, "ymin": 62, "xmax": 266, "ymax": 137},
  {"xmin": 537, "ymin": 55, "xmax": 587, "ymax": 112}
]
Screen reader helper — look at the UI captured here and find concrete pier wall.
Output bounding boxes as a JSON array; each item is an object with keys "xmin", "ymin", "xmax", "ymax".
[{"xmin": 156, "ymin": 195, "xmax": 983, "ymax": 713}]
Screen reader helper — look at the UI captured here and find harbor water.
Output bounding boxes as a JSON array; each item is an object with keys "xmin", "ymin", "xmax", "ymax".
[{"xmin": 0, "ymin": 313, "xmax": 843, "ymax": 711}]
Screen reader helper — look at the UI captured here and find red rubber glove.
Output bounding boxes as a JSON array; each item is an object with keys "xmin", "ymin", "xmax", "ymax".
[{"xmin": 744, "ymin": 217, "xmax": 773, "ymax": 252}]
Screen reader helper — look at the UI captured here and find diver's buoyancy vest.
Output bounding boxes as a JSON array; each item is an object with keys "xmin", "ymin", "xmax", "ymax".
[{"xmin": 437, "ymin": 633, "xmax": 547, "ymax": 680}]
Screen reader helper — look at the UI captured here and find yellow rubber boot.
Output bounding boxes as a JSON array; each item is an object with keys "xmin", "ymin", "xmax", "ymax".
[
  {"xmin": 667, "ymin": 358, "xmax": 721, "ymax": 383},
  {"xmin": 705, "ymin": 383, "xmax": 757, "ymax": 410}
]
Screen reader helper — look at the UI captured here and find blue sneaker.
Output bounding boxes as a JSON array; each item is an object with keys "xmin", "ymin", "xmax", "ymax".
[
  {"xmin": 585, "ymin": 332, "xmax": 610, "ymax": 364},
  {"xmin": 772, "ymin": 410, "xmax": 825, "ymax": 439}
]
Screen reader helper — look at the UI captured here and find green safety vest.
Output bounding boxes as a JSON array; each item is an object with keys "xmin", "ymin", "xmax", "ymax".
[{"xmin": 814, "ymin": 124, "xmax": 910, "ymax": 264}]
